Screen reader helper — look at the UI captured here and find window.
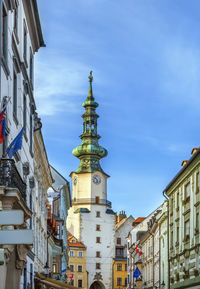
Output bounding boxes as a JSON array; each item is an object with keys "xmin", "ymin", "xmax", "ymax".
[
  {"xmin": 78, "ymin": 251, "xmax": 83, "ymax": 258},
  {"xmin": 125, "ymin": 278, "xmax": 127, "ymax": 287},
  {"xmin": 96, "ymin": 237, "xmax": 101, "ymax": 243},
  {"xmin": 69, "ymin": 265, "xmax": 74, "ymax": 272},
  {"xmin": 23, "ymin": 265, "xmax": 27, "ymax": 289},
  {"xmin": 176, "ymin": 225, "xmax": 179, "ymax": 243},
  {"xmin": 23, "ymin": 94, "xmax": 27, "ymax": 136},
  {"xmin": 116, "ymin": 248, "xmax": 123, "ymax": 257},
  {"xmin": 185, "ymin": 220, "xmax": 190, "ymax": 237},
  {"xmin": 177, "ymin": 192, "xmax": 179, "ymax": 208},
  {"xmin": 96, "ymin": 263, "xmax": 101, "ymax": 269},
  {"xmin": 53, "ymin": 264, "xmax": 57, "ymax": 273},
  {"xmin": 96, "ymin": 251, "xmax": 101, "ymax": 258},
  {"xmin": 185, "ymin": 183, "xmax": 190, "ymax": 198},
  {"xmin": 117, "ymin": 238, "xmax": 121, "ymax": 245},
  {"xmin": 196, "ymin": 212, "xmax": 199, "ymax": 229},
  {"xmin": 30, "ymin": 113, "xmax": 33, "ymax": 154},
  {"xmin": 197, "ymin": 172, "xmax": 200, "ymax": 189},
  {"xmin": 14, "ymin": 5, "xmax": 18, "ymax": 36},
  {"xmin": 69, "ymin": 251, "xmax": 74, "ymax": 257},
  {"xmin": 30, "ymin": 263, "xmax": 33, "ymax": 289},
  {"xmin": 96, "ymin": 211, "xmax": 100, "ymax": 218},
  {"xmin": 96, "ymin": 224, "xmax": 100, "ymax": 231},
  {"xmin": 13, "ymin": 69, "xmax": 17, "ymax": 119},
  {"xmin": 2, "ymin": 5, "xmax": 8, "ymax": 62},
  {"xmin": 78, "ymin": 280, "xmax": 82, "ymax": 288},
  {"xmin": 77, "ymin": 265, "xmax": 82, "ymax": 272},
  {"xmin": 29, "ymin": 191, "xmax": 32, "ymax": 229},
  {"xmin": 57, "ymin": 224, "xmax": 60, "ymax": 235},
  {"xmin": 95, "ymin": 196, "xmax": 99, "ymax": 204},
  {"xmin": 170, "ymin": 230, "xmax": 173, "ymax": 247},
  {"xmin": 125, "ymin": 263, "xmax": 127, "ymax": 271},
  {"xmin": 30, "ymin": 50, "xmax": 33, "ymax": 85},
  {"xmin": 23, "ymin": 22, "xmax": 27, "ymax": 61},
  {"xmin": 117, "ymin": 278, "xmax": 122, "ymax": 286},
  {"xmin": 117, "ymin": 263, "xmax": 122, "ymax": 271}
]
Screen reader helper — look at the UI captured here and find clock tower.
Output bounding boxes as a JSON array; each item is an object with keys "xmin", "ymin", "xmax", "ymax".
[{"xmin": 67, "ymin": 72, "xmax": 115, "ymax": 289}]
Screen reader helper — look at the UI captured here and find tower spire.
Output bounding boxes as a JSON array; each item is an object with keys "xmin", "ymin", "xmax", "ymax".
[{"xmin": 72, "ymin": 72, "xmax": 107, "ymax": 174}]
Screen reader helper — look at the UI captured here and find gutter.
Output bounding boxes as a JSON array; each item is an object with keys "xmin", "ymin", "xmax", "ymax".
[{"xmin": 163, "ymin": 190, "xmax": 169, "ymax": 289}]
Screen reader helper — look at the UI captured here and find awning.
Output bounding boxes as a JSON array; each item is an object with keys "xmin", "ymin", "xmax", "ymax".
[{"xmin": 35, "ymin": 273, "xmax": 79, "ymax": 289}]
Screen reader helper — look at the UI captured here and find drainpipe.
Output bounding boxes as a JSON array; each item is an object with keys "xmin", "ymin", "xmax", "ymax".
[{"xmin": 163, "ymin": 190, "xmax": 169, "ymax": 289}]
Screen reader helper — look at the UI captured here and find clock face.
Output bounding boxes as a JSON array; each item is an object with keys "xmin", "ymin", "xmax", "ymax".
[
  {"xmin": 92, "ymin": 175, "xmax": 101, "ymax": 185},
  {"xmin": 73, "ymin": 176, "xmax": 77, "ymax": 185}
]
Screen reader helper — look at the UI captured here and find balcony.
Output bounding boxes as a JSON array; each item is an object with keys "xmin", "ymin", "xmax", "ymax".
[
  {"xmin": 72, "ymin": 198, "xmax": 112, "ymax": 207},
  {"xmin": 0, "ymin": 158, "xmax": 26, "ymax": 202}
]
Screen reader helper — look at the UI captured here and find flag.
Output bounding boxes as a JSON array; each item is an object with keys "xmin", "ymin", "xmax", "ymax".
[
  {"xmin": 136, "ymin": 245, "xmax": 143, "ymax": 255},
  {"xmin": 133, "ymin": 267, "xmax": 141, "ymax": 278},
  {"xmin": 6, "ymin": 127, "xmax": 24, "ymax": 158},
  {"xmin": 0, "ymin": 107, "xmax": 6, "ymax": 144}
]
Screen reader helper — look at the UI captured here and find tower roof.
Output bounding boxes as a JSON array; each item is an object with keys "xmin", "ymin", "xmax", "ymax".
[{"xmin": 72, "ymin": 72, "xmax": 108, "ymax": 174}]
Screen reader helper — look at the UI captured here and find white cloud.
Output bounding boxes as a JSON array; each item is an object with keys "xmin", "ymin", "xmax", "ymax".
[
  {"xmin": 160, "ymin": 41, "xmax": 200, "ymax": 106},
  {"xmin": 34, "ymin": 56, "xmax": 92, "ymax": 116}
]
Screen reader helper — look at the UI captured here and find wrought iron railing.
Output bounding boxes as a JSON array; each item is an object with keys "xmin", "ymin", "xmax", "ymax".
[
  {"xmin": 72, "ymin": 198, "xmax": 112, "ymax": 207},
  {"xmin": 0, "ymin": 158, "xmax": 26, "ymax": 202}
]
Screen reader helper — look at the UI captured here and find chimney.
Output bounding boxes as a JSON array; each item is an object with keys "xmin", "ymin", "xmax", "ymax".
[
  {"xmin": 181, "ymin": 160, "xmax": 188, "ymax": 167},
  {"xmin": 191, "ymin": 148, "xmax": 199, "ymax": 155},
  {"xmin": 117, "ymin": 211, "xmax": 126, "ymax": 223}
]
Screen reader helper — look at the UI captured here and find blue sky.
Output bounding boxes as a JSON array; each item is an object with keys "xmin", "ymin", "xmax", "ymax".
[{"xmin": 35, "ymin": 0, "xmax": 200, "ymax": 217}]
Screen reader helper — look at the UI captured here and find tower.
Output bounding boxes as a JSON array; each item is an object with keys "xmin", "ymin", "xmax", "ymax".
[{"xmin": 67, "ymin": 72, "xmax": 115, "ymax": 289}]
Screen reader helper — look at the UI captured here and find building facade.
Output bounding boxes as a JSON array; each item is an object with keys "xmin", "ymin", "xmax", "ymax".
[
  {"xmin": 50, "ymin": 165, "xmax": 71, "ymax": 280},
  {"xmin": 67, "ymin": 72, "xmax": 116, "ymax": 289},
  {"xmin": 114, "ymin": 211, "xmax": 134, "ymax": 289},
  {"xmin": 157, "ymin": 200, "xmax": 168, "ymax": 289},
  {"xmin": 164, "ymin": 148, "xmax": 200, "ymax": 289},
  {"xmin": 0, "ymin": 0, "xmax": 44, "ymax": 288},
  {"xmin": 67, "ymin": 233, "xmax": 87, "ymax": 289},
  {"xmin": 33, "ymin": 122, "xmax": 53, "ymax": 276}
]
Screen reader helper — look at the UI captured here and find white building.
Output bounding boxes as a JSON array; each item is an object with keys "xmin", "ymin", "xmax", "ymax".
[
  {"xmin": 33, "ymin": 119, "xmax": 53, "ymax": 276},
  {"xmin": 67, "ymin": 72, "xmax": 116, "ymax": 289},
  {"xmin": 49, "ymin": 165, "xmax": 71, "ymax": 280},
  {"xmin": 0, "ymin": 0, "xmax": 44, "ymax": 288}
]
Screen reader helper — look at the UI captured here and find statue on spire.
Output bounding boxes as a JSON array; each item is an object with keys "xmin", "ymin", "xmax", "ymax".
[{"xmin": 89, "ymin": 71, "xmax": 93, "ymax": 83}]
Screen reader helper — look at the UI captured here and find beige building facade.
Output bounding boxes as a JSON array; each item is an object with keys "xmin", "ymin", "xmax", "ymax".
[{"xmin": 164, "ymin": 148, "xmax": 200, "ymax": 289}]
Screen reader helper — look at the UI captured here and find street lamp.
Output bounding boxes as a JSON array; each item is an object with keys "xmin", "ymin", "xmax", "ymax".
[{"xmin": 44, "ymin": 262, "xmax": 49, "ymax": 277}]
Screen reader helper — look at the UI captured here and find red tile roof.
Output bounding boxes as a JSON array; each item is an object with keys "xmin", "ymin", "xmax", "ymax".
[
  {"xmin": 67, "ymin": 234, "xmax": 86, "ymax": 248},
  {"xmin": 133, "ymin": 217, "xmax": 146, "ymax": 224}
]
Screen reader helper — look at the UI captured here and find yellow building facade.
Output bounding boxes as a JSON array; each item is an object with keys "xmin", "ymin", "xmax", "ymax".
[
  {"xmin": 113, "ymin": 259, "xmax": 127, "ymax": 289},
  {"xmin": 67, "ymin": 234, "xmax": 88, "ymax": 289}
]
